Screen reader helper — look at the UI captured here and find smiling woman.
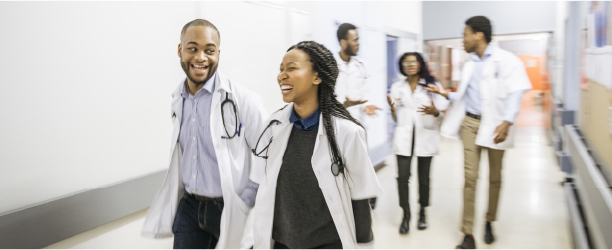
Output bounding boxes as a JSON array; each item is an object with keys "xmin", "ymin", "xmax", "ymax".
[{"xmin": 252, "ymin": 41, "xmax": 383, "ymax": 249}]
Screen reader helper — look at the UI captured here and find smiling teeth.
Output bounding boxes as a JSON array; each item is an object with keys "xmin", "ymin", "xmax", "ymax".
[
  {"xmin": 281, "ymin": 86, "xmax": 293, "ymax": 90},
  {"xmin": 193, "ymin": 65, "xmax": 206, "ymax": 69}
]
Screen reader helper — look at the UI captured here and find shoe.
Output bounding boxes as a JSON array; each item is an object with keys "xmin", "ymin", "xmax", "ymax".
[
  {"xmin": 399, "ymin": 216, "xmax": 409, "ymax": 234},
  {"xmin": 456, "ymin": 234, "xmax": 476, "ymax": 249},
  {"xmin": 484, "ymin": 222, "xmax": 495, "ymax": 244},
  {"xmin": 417, "ymin": 212, "xmax": 427, "ymax": 230},
  {"xmin": 399, "ymin": 206, "xmax": 410, "ymax": 234}
]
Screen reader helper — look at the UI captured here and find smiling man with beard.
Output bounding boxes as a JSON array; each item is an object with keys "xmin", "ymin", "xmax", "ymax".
[{"xmin": 141, "ymin": 19, "xmax": 267, "ymax": 249}]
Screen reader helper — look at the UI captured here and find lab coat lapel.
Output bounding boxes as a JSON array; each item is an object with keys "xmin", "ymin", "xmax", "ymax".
[
  {"xmin": 457, "ymin": 62, "xmax": 474, "ymax": 97},
  {"xmin": 170, "ymin": 80, "xmax": 184, "ymax": 157},
  {"xmin": 265, "ymin": 104, "xmax": 293, "ymax": 184}
]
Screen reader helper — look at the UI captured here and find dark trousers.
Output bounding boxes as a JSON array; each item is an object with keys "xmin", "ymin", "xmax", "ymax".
[
  {"xmin": 397, "ymin": 155, "xmax": 432, "ymax": 208},
  {"xmin": 397, "ymin": 127, "xmax": 432, "ymax": 210},
  {"xmin": 274, "ymin": 240, "xmax": 343, "ymax": 249},
  {"xmin": 172, "ymin": 193, "xmax": 224, "ymax": 249}
]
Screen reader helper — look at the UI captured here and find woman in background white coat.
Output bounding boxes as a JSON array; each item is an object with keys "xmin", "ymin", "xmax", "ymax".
[{"xmin": 386, "ymin": 52, "xmax": 449, "ymax": 235}]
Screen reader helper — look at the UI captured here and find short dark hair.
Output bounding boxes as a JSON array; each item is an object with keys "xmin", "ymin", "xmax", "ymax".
[
  {"xmin": 337, "ymin": 23, "xmax": 357, "ymax": 41},
  {"xmin": 398, "ymin": 52, "xmax": 435, "ymax": 84},
  {"xmin": 180, "ymin": 19, "xmax": 220, "ymax": 43},
  {"xmin": 465, "ymin": 16, "xmax": 492, "ymax": 43}
]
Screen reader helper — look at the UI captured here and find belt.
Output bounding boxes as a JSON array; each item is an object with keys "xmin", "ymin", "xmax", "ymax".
[
  {"xmin": 466, "ymin": 112, "xmax": 481, "ymax": 120},
  {"xmin": 185, "ymin": 192, "xmax": 224, "ymax": 203}
]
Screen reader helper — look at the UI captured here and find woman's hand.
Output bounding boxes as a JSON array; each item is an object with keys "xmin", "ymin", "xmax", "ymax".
[
  {"xmin": 418, "ymin": 99, "xmax": 440, "ymax": 117},
  {"xmin": 386, "ymin": 94, "xmax": 397, "ymax": 122},
  {"xmin": 386, "ymin": 94, "xmax": 395, "ymax": 110},
  {"xmin": 425, "ymin": 84, "xmax": 448, "ymax": 99}
]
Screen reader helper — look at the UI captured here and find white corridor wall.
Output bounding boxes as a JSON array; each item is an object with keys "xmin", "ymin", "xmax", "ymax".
[
  {"xmin": 0, "ymin": 1, "xmax": 422, "ymax": 215},
  {"xmin": 0, "ymin": 1, "xmax": 196, "ymax": 214}
]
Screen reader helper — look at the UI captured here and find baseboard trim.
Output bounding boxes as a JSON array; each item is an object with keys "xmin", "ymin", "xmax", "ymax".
[{"xmin": 0, "ymin": 170, "xmax": 166, "ymax": 249}]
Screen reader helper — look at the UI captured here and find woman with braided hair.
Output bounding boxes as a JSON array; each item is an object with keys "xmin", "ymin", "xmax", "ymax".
[{"xmin": 251, "ymin": 41, "xmax": 383, "ymax": 249}]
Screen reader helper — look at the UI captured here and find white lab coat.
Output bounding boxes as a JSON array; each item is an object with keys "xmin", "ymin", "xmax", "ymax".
[
  {"xmin": 141, "ymin": 71, "xmax": 268, "ymax": 249},
  {"xmin": 334, "ymin": 54, "xmax": 370, "ymax": 127},
  {"xmin": 440, "ymin": 45, "xmax": 532, "ymax": 149},
  {"xmin": 390, "ymin": 79, "xmax": 450, "ymax": 156},
  {"xmin": 252, "ymin": 103, "xmax": 384, "ymax": 249}
]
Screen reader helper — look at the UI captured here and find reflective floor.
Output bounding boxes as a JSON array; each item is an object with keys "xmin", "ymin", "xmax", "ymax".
[
  {"xmin": 45, "ymin": 92, "xmax": 572, "ymax": 249},
  {"xmin": 372, "ymin": 128, "xmax": 571, "ymax": 249}
]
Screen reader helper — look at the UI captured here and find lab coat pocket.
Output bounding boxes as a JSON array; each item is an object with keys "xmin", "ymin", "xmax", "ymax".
[
  {"xmin": 392, "ymin": 126, "xmax": 413, "ymax": 156},
  {"xmin": 225, "ymin": 192, "xmax": 253, "ymax": 248},
  {"xmin": 225, "ymin": 131, "xmax": 244, "ymax": 158},
  {"xmin": 494, "ymin": 79, "xmax": 508, "ymax": 99},
  {"xmin": 421, "ymin": 115, "xmax": 436, "ymax": 130}
]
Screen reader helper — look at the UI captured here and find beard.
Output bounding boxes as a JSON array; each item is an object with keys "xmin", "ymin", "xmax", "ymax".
[
  {"xmin": 344, "ymin": 44, "xmax": 357, "ymax": 56},
  {"xmin": 180, "ymin": 60, "xmax": 217, "ymax": 85}
]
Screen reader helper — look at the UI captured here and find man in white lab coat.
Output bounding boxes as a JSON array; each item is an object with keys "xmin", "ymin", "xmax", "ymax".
[
  {"xmin": 141, "ymin": 19, "xmax": 267, "ymax": 249},
  {"xmin": 427, "ymin": 16, "xmax": 531, "ymax": 249},
  {"xmin": 334, "ymin": 23, "xmax": 382, "ymax": 209}
]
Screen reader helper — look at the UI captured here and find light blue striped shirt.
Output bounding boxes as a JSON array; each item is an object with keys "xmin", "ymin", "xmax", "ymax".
[
  {"xmin": 179, "ymin": 73, "xmax": 222, "ymax": 198},
  {"xmin": 464, "ymin": 45, "xmax": 493, "ymax": 116}
]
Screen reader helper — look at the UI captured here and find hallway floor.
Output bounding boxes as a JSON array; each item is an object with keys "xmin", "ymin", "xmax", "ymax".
[{"xmin": 372, "ymin": 128, "xmax": 571, "ymax": 249}]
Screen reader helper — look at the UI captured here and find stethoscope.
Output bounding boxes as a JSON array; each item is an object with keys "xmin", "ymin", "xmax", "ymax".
[
  {"xmin": 252, "ymin": 118, "xmax": 343, "ymax": 176},
  {"xmin": 221, "ymin": 92, "xmax": 240, "ymax": 139}
]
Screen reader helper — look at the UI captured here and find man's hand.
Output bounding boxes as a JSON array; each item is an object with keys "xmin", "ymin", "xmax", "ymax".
[
  {"xmin": 344, "ymin": 97, "xmax": 368, "ymax": 108},
  {"xmin": 365, "ymin": 105, "xmax": 381, "ymax": 116},
  {"xmin": 425, "ymin": 84, "xmax": 448, "ymax": 99},
  {"xmin": 494, "ymin": 121, "xmax": 512, "ymax": 144},
  {"xmin": 417, "ymin": 99, "xmax": 440, "ymax": 117}
]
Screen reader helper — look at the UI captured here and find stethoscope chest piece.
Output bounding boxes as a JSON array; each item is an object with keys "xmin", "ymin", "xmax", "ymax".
[{"xmin": 331, "ymin": 162, "xmax": 341, "ymax": 176}]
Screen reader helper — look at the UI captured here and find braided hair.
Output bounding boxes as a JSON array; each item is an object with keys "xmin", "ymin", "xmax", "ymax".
[{"xmin": 288, "ymin": 41, "xmax": 363, "ymax": 175}]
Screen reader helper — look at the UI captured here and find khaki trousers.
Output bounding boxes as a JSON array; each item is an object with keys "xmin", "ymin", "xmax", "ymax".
[{"xmin": 460, "ymin": 116, "xmax": 505, "ymax": 235}]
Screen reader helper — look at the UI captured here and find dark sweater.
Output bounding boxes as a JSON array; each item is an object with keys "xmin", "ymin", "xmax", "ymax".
[
  {"xmin": 272, "ymin": 108, "xmax": 373, "ymax": 248},
  {"xmin": 272, "ymin": 128, "xmax": 340, "ymax": 248},
  {"xmin": 271, "ymin": 127, "xmax": 373, "ymax": 248}
]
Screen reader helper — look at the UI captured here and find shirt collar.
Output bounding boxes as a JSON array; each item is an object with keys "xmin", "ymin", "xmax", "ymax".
[
  {"xmin": 290, "ymin": 107, "xmax": 321, "ymax": 131},
  {"xmin": 181, "ymin": 72, "xmax": 217, "ymax": 98},
  {"xmin": 471, "ymin": 44, "xmax": 494, "ymax": 62}
]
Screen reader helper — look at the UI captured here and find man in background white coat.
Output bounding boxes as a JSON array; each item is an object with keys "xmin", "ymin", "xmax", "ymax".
[
  {"xmin": 334, "ymin": 23, "xmax": 382, "ymax": 209},
  {"xmin": 427, "ymin": 16, "xmax": 531, "ymax": 249}
]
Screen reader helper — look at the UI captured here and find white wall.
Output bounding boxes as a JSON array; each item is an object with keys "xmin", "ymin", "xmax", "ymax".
[
  {"xmin": 385, "ymin": 1, "xmax": 422, "ymax": 53},
  {"xmin": 0, "ymin": 1, "xmax": 196, "ymax": 214},
  {"xmin": 423, "ymin": 1, "xmax": 557, "ymax": 40},
  {"xmin": 198, "ymin": 1, "xmax": 300, "ymax": 115},
  {"xmin": 0, "ymin": 1, "xmax": 422, "ymax": 214},
  {"xmin": 310, "ymin": 1, "xmax": 421, "ymax": 154}
]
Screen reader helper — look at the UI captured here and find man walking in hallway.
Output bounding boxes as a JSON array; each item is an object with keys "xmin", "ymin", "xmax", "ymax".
[
  {"xmin": 141, "ymin": 19, "xmax": 267, "ymax": 249},
  {"xmin": 334, "ymin": 23, "xmax": 381, "ymax": 209},
  {"xmin": 426, "ymin": 16, "xmax": 531, "ymax": 249}
]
